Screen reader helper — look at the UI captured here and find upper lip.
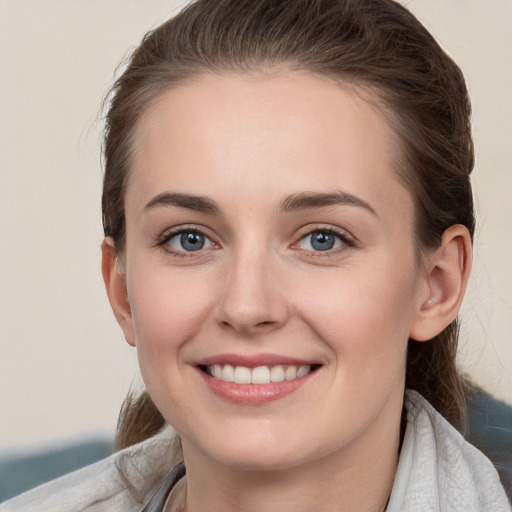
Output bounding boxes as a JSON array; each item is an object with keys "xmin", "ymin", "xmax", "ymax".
[{"xmin": 196, "ymin": 353, "xmax": 320, "ymax": 368}]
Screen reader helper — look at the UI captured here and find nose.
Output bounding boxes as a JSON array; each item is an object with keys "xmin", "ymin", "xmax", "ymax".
[{"xmin": 215, "ymin": 246, "xmax": 289, "ymax": 336}]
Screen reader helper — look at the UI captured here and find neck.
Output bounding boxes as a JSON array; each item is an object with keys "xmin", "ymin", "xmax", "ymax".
[
  {"xmin": 184, "ymin": 454, "xmax": 395, "ymax": 512},
  {"xmin": 180, "ymin": 403, "xmax": 401, "ymax": 512}
]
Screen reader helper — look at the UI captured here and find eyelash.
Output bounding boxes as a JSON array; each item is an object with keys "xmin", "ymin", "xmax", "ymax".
[
  {"xmin": 156, "ymin": 225, "xmax": 355, "ymax": 258},
  {"xmin": 157, "ymin": 226, "xmax": 217, "ymax": 258},
  {"xmin": 293, "ymin": 226, "xmax": 355, "ymax": 256}
]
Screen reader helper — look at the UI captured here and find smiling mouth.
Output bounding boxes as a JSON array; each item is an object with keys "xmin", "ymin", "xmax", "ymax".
[{"xmin": 199, "ymin": 364, "xmax": 322, "ymax": 385}]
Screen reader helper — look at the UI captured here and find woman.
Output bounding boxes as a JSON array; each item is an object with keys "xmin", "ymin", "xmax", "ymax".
[{"xmin": 2, "ymin": 0, "xmax": 510, "ymax": 510}]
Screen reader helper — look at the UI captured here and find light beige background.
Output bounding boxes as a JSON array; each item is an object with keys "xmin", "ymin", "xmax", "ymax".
[{"xmin": 0, "ymin": 0, "xmax": 511, "ymax": 453}]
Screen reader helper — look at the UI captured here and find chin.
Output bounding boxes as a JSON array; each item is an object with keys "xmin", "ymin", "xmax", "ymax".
[
  {"xmin": 213, "ymin": 450, "xmax": 306, "ymax": 472},
  {"xmin": 185, "ymin": 429, "xmax": 313, "ymax": 472}
]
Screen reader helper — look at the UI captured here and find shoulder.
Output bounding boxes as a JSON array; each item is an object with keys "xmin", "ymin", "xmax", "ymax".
[
  {"xmin": 387, "ymin": 390, "xmax": 511, "ymax": 512},
  {"xmin": 0, "ymin": 426, "xmax": 179, "ymax": 512}
]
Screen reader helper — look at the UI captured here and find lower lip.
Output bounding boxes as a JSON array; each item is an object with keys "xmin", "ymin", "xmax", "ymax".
[{"xmin": 198, "ymin": 369, "xmax": 317, "ymax": 404}]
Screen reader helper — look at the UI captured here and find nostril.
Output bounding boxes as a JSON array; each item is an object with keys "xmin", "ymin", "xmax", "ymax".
[{"xmin": 256, "ymin": 320, "xmax": 274, "ymax": 327}]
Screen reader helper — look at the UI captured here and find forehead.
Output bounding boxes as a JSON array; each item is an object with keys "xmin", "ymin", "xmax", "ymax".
[{"xmin": 127, "ymin": 71, "xmax": 412, "ymax": 221}]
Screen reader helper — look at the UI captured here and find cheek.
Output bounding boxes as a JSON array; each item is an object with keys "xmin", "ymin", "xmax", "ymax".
[
  {"xmin": 125, "ymin": 267, "xmax": 217, "ymax": 422},
  {"xmin": 294, "ymin": 261, "xmax": 419, "ymax": 364},
  {"xmin": 127, "ymin": 265, "xmax": 215, "ymax": 360}
]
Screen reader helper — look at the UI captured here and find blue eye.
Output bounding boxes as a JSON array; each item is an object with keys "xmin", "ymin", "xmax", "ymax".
[
  {"xmin": 165, "ymin": 230, "xmax": 214, "ymax": 252},
  {"xmin": 299, "ymin": 230, "xmax": 344, "ymax": 252},
  {"xmin": 180, "ymin": 232, "xmax": 205, "ymax": 251}
]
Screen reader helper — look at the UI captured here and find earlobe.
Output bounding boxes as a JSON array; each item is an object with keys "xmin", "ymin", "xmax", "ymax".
[
  {"xmin": 101, "ymin": 238, "xmax": 136, "ymax": 346},
  {"xmin": 410, "ymin": 225, "xmax": 472, "ymax": 342}
]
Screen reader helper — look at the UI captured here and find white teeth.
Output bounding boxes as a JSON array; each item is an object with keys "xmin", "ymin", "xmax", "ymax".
[
  {"xmin": 221, "ymin": 364, "xmax": 235, "ymax": 382},
  {"xmin": 270, "ymin": 365, "xmax": 285, "ymax": 382},
  {"xmin": 212, "ymin": 364, "xmax": 222, "ymax": 378},
  {"xmin": 251, "ymin": 366, "xmax": 271, "ymax": 384},
  {"xmin": 297, "ymin": 365, "xmax": 310, "ymax": 378},
  {"xmin": 284, "ymin": 366, "xmax": 297, "ymax": 380},
  {"xmin": 206, "ymin": 364, "xmax": 313, "ymax": 384},
  {"xmin": 234, "ymin": 366, "xmax": 251, "ymax": 384}
]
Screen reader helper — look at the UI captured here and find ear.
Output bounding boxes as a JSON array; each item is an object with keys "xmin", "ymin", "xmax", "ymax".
[
  {"xmin": 409, "ymin": 225, "xmax": 472, "ymax": 342},
  {"xmin": 101, "ymin": 238, "xmax": 136, "ymax": 346}
]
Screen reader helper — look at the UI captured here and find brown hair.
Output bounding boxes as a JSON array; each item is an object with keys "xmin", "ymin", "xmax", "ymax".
[{"xmin": 102, "ymin": 0, "xmax": 474, "ymax": 450}]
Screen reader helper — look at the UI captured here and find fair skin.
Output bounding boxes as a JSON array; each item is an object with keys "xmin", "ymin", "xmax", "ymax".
[{"xmin": 102, "ymin": 71, "xmax": 471, "ymax": 512}]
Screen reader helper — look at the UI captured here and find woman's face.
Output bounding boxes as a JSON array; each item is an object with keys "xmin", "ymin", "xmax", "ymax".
[{"xmin": 119, "ymin": 72, "xmax": 430, "ymax": 471}]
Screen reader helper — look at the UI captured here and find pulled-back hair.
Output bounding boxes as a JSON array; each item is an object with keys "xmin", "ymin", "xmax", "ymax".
[{"xmin": 102, "ymin": 0, "xmax": 474, "ymax": 450}]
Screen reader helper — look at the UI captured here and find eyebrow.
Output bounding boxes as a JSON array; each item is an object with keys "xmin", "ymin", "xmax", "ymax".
[
  {"xmin": 280, "ymin": 191, "xmax": 377, "ymax": 216},
  {"xmin": 145, "ymin": 192, "xmax": 221, "ymax": 214},
  {"xmin": 144, "ymin": 190, "xmax": 377, "ymax": 216}
]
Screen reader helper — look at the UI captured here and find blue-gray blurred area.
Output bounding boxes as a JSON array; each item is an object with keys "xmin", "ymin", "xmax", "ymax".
[
  {"xmin": 466, "ymin": 387, "xmax": 512, "ymax": 502},
  {"xmin": 0, "ymin": 386, "xmax": 510, "ymax": 503},
  {"xmin": 0, "ymin": 438, "xmax": 112, "ymax": 502}
]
